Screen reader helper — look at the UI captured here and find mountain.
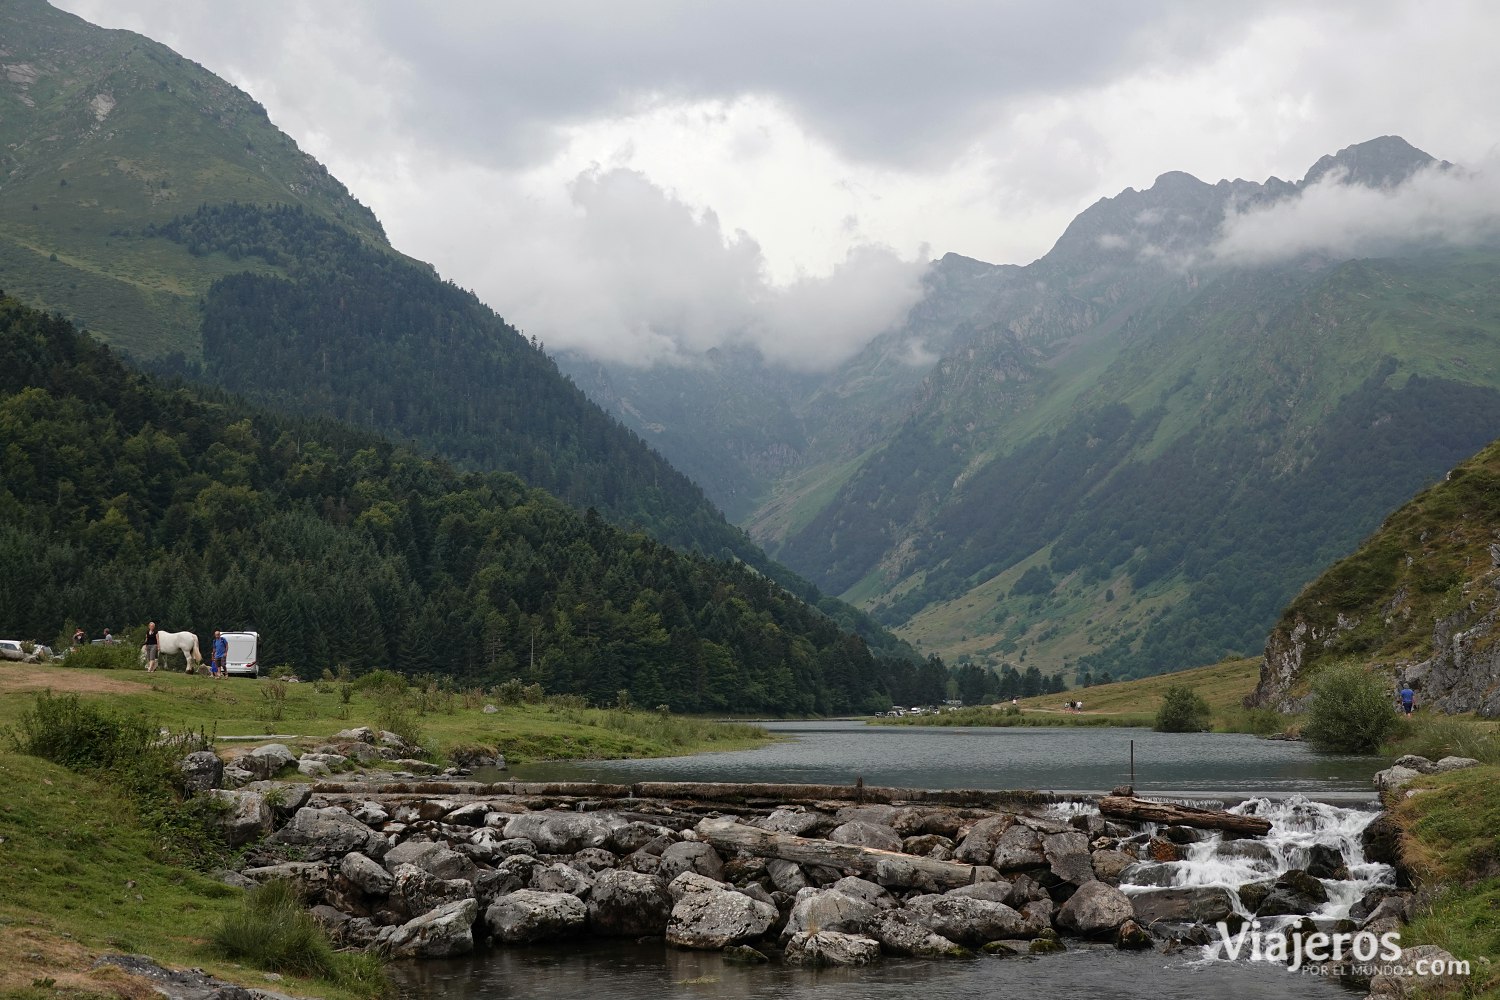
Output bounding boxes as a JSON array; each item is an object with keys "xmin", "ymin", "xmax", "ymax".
[
  {"xmin": 0, "ymin": 0, "xmax": 911, "ymax": 660},
  {"xmin": 1248, "ymin": 436, "xmax": 1500, "ymax": 718},
  {"xmin": 568, "ymin": 137, "xmax": 1500, "ymax": 682},
  {"xmin": 0, "ymin": 292, "xmax": 942, "ymax": 713}
]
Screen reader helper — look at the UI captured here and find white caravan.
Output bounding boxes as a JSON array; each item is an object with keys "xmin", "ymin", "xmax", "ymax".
[{"xmin": 221, "ymin": 631, "xmax": 260, "ymax": 678}]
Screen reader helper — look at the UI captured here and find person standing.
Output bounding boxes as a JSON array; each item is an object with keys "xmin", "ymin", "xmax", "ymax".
[
  {"xmin": 211, "ymin": 630, "xmax": 227, "ymax": 679},
  {"xmin": 1399, "ymin": 685, "xmax": 1416, "ymax": 717},
  {"xmin": 144, "ymin": 621, "xmax": 159, "ymax": 672},
  {"xmin": 73, "ymin": 627, "xmax": 85, "ymax": 647}
]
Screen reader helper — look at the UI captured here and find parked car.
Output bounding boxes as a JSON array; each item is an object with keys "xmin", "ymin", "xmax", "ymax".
[{"xmin": 220, "ymin": 631, "xmax": 260, "ymax": 678}]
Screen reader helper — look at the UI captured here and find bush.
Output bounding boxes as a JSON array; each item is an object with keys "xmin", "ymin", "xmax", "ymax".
[
  {"xmin": 62, "ymin": 642, "xmax": 141, "ymax": 671},
  {"xmin": 211, "ymin": 880, "xmax": 387, "ymax": 996},
  {"xmin": 1154, "ymin": 686, "xmax": 1212, "ymax": 732},
  {"xmin": 354, "ymin": 668, "xmax": 407, "ymax": 694},
  {"xmin": 1391, "ymin": 716, "xmax": 1500, "ymax": 764},
  {"xmin": 373, "ymin": 691, "xmax": 425, "ymax": 753},
  {"xmin": 1301, "ymin": 662, "xmax": 1401, "ymax": 753}
]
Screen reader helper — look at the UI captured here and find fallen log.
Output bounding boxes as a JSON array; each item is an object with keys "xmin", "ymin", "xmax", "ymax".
[
  {"xmin": 1098, "ymin": 796, "xmax": 1272, "ymax": 836},
  {"xmin": 698, "ymin": 817, "xmax": 999, "ymax": 890}
]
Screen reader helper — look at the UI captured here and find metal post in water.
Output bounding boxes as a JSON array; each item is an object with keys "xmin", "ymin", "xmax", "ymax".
[
  {"xmin": 856, "ymin": 776, "xmax": 864, "ymax": 803},
  {"xmin": 1130, "ymin": 739, "xmax": 1135, "ymax": 787}
]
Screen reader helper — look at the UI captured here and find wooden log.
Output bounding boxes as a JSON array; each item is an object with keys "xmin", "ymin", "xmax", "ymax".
[
  {"xmin": 698, "ymin": 817, "xmax": 999, "ymax": 890},
  {"xmin": 1097, "ymin": 795, "xmax": 1272, "ymax": 835}
]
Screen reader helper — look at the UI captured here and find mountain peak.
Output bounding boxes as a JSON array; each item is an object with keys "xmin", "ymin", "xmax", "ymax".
[{"xmin": 1300, "ymin": 135, "xmax": 1444, "ymax": 190}]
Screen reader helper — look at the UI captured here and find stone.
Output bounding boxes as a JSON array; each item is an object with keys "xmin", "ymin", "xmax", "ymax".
[
  {"xmin": 221, "ymin": 765, "xmax": 255, "ymax": 788},
  {"xmin": 242, "ymin": 862, "xmax": 331, "ymax": 897},
  {"xmin": 382, "ymin": 898, "xmax": 478, "ymax": 958},
  {"xmin": 1361, "ymin": 813, "xmax": 1402, "ymax": 866},
  {"xmin": 503, "ymin": 812, "xmax": 616, "ymax": 855},
  {"xmin": 902, "ymin": 834, "xmax": 956, "ymax": 859},
  {"xmin": 1055, "ymin": 881, "xmax": 1133, "ymax": 938},
  {"xmin": 350, "ymin": 801, "xmax": 391, "ymax": 827},
  {"xmin": 1129, "ymin": 887, "xmax": 1238, "ymax": 927},
  {"xmin": 658, "ymin": 841, "xmax": 725, "ymax": 882},
  {"xmin": 587, "ymin": 869, "xmax": 672, "ymax": 936},
  {"xmin": 606, "ymin": 821, "xmax": 675, "ymax": 855},
  {"xmin": 1116, "ymin": 919, "xmax": 1153, "ymax": 950},
  {"xmin": 666, "ymin": 886, "xmax": 777, "ymax": 949},
  {"xmin": 1367, "ymin": 945, "xmax": 1469, "ymax": 996},
  {"xmin": 1248, "ymin": 870, "xmax": 1328, "ymax": 917},
  {"xmin": 333, "ymin": 727, "xmax": 376, "ymax": 743},
  {"xmin": 905, "ymin": 894, "xmax": 1028, "ymax": 945},
  {"xmin": 1350, "ymin": 887, "xmax": 1408, "ymax": 925},
  {"xmin": 574, "ymin": 847, "xmax": 618, "ymax": 871},
  {"xmin": 954, "ymin": 815, "xmax": 1013, "ymax": 865},
  {"xmin": 1433, "ymin": 756, "xmax": 1480, "ymax": 773},
  {"xmin": 765, "ymin": 858, "xmax": 809, "ymax": 894},
  {"xmin": 782, "ymin": 887, "xmax": 879, "ymax": 940},
  {"xmin": 485, "ymin": 889, "xmax": 587, "ymax": 943},
  {"xmin": 1118, "ymin": 862, "xmax": 1179, "ymax": 888},
  {"xmin": 208, "ymin": 789, "xmax": 272, "ymax": 847},
  {"xmin": 1306, "ymin": 843, "xmax": 1350, "ymax": 880},
  {"xmin": 784, "ymin": 930, "xmax": 881, "ymax": 967},
  {"xmin": 179, "ymin": 751, "xmax": 224, "ymax": 795},
  {"xmin": 442, "ymin": 803, "xmax": 492, "ymax": 827},
  {"xmin": 340, "ymin": 852, "xmax": 397, "ymax": 897},
  {"xmin": 1392, "ymin": 755, "xmax": 1438, "ymax": 774},
  {"xmin": 990, "ymin": 824, "xmax": 1046, "ymax": 870},
  {"xmin": 1374, "ymin": 766, "xmax": 1423, "ymax": 790},
  {"xmin": 531, "ymin": 862, "xmax": 593, "ymax": 899},
  {"xmin": 268, "ymin": 806, "xmax": 387, "ymax": 859},
  {"xmin": 944, "ymin": 880, "xmax": 1014, "ymax": 905},
  {"xmin": 756, "ymin": 807, "xmax": 828, "ymax": 836},
  {"xmin": 393, "ymin": 863, "xmax": 474, "ymax": 918},
  {"xmin": 667, "ymin": 871, "xmax": 726, "ymax": 899},
  {"xmin": 241, "ymin": 744, "xmax": 297, "ymax": 779},
  {"xmin": 830, "ymin": 876, "xmax": 897, "ymax": 909},
  {"xmin": 723, "ymin": 944, "xmax": 769, "ymax": 964},
  {"xmin": 1091, "ymin": 849, "xmax": 1138, "ymax": 882},
  {"xmin": 869, "ymin": 910, "xmax": 967, "ymax": 958},
  {"xmin": 383, "ymin": 840, "xmax": 478, "ymax": 881},
  {"xmin": 827, "ymin": 820, "xmax": 902, "ymax": 852},
  {"xmin": 1214, "ymin": 840, "xmax": 1277, "ymax": 866}
]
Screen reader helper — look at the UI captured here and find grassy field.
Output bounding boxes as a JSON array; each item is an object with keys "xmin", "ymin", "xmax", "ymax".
[{"xmin": 0, "ymin": 661, "xmax": 771, "ymax": 767}]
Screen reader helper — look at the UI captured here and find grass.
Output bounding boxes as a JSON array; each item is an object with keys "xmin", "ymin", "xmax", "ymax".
[
  {"xmin": 0, "ymin": 661, "xmax": 771, "ymax": 766},
  {"xmin": 1392, "ymin": 765, "xmax": 1500, "ymax": 998},
  {"xmin": 211, "ymin": 881, "xmax": 385, "ymax": 993}
]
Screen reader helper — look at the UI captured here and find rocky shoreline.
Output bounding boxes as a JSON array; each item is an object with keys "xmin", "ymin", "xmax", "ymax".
[{"xmin": 175, "ymin": 728, "xmax": 1476, "ymax": 998}]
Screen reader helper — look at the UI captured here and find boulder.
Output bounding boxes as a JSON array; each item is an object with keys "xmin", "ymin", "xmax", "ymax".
[
  {"xmin": 830, "ymin": 876, "xmax": 897, "ymax": 910},
  {"xmin": 666, "ymin": 887, "xmax": 777, "ymax": 949},
  {"xmin": 606, "ymin": 821, "xmax": 675, "ymax": 855},
  {"xmin": 1090, "ymin": 849, "xmax": 1138, "ymax": 882},
  {"xmin": 1361, "ymin": 813, "xmax": 1402, "ymax": 867},
  {"xmin": 241, "ymin": 744, "xmax": 297, "ymax": 779},
  {"xmin": 208, "ymin": 789, "xmax": 272, "ymax": 847},
  {"xmin": 902, "ymin": 834, "xmax": 956, "ymax": 859},
  {"xmin": 393, "ymin": 863, "xmax": 474, "ymax": 918},
  {"xmin": 242, "ymin": 862, "xmax": 331, "ymax": 898},
  {"xmin": 756, "ymin": 807, "xmax": 828, "ymax": 836},
  {"xmin": 383, "ymin": 840, "xmax": 478, "ymax": 881},
  {"xmin": 503, "ymin": 812, "xmax": 615, "ymax": 855},
  {"xmin": 588, "ymin": 869, "xmax": 672, "ymax": 936},
  {"xmin": 954, "ymin": 815, "xmax": 1013, "ymax": 864},
  {"xmin": 1253, "ymin": 870, "xmax": 1328, "ymax": 917},
  {"xmin": 220, "ymin": 764, "xmax": 255, "ymax": 789},
  {"xmin": 945, "ymin": 880, "xmax": 1014, "ymax": 905},
  {"xmin": 340, "ymin": 852, "xmax": 397, "ymax": 897},
  {"xmin": 834, "ymin": 804, "xmax": 900, "ymax": 827},
  {"xmin": 765, "ymin": 858, "xmax": 808, "ymax": 894},
  {"xmin": 828, "ymin": 821, "xmax": 902, "ymax": 852},
  {"xmin": 442, "ymin": 803, "xmax": 492, "ymax": 827},
  {"xmin": 782, "ymin": 887, "xmax": 879, "ymax": 940},
  {"xmin": 179, "ymin": 751, "xmax": 224, "ymax": 795},
  {"xmin": 1043, "ymin": 831, "xmax": 1096, "ymax": 887},
  {"xmin": 268, "ymin": 807, "xmax": 386, "ymax": 859},
  {"xmin": 667, "ymin": 871, "xmax": 726, "ymax": 900},
  {"xmin": 869, "ymin": 910, "xmax": 967, "ymax": 958},
  {"xmin": 1350, "ymin": 887, "xmax": 1408, "ymax": 926},
  {"xmin": 990, "ymin": 824, "xmax": 1046, "ymax": 871},
  {"xmin": 658, "ymin": 841, "xmax": 725, "ymax": 882},
  {"xmin": 574, "ymin": 847, "xmax": 618, "ymax": 871},
  {"xmin": 1118, "ymin": 862, "xmax": 1179, "ymax": 888},
  {"xmin": 485, "ymin": 889, "xmax": 587, "ymax": 943},
  {"xmin": 1055, "ymin": 881, "xmax": 1133, "ymax": 938},
  {"xmin": 1367, "ymin": 944, "xmax": 1469, "ymax": 997},
  {"xmin": 784, "ymin": 930, "xmax": 881, "ymax": 967},
  {"xmin": 350, "ymin": 801, "xmax": 391, "ymax": 827},
  {"xmin": 1374, "ymin": 766, "xmax": 1423, "ymax": 790},
  {"xmin": 531, "ymin": 862, "xmax": 593, "ymax": 899},
  {"xmin": 1305, "ymin": 843, "xmax": 1350, "ymax": 880},
  {"xmin": 1214, "ymin": 840, "xmax": 1277, "ymax": 866},
  {"xmin": 295, "ymin": 758, "xmax": 332, "ymax": 779},
  {"xmin": 382, "ymin": 898, "xmax": 478, "ymax": 958},
  {"xmin": 1116, "ymin": 919, "xmax": 1153, "ymax": 950},
  {"xmin": 1392, "ymin": 754, "xmax": 1438, "ymax": 774},
  {"xmin": 1433, "ymin": 756, "xmax": 1480, "ymax": 773},
  {"xmin": 905, "ymin": 894, "xmax": 1028, "ymax": 945},
  {"xmin": 333, "ymin": 727, "xmax": 376, "ymax": 743},
  {"xmin": 1129, "ymin": 886, "xmax": 1238, "ymax": 927}
]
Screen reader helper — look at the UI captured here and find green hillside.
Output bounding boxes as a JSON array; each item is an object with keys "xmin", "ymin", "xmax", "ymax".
[{"xmin": 0, "ymin": 293, "xmax": 939, "ymax": 713}]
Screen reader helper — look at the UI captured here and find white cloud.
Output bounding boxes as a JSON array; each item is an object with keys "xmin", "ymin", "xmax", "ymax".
[{"xmin": 1214, "ymin": 159, "xmax": 1500, "ymax": 265}]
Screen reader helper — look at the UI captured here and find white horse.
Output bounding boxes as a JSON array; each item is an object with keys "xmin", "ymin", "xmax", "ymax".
[{"xmin": 143, "ymin": 630, "xmax": 202, "ymax": 672}]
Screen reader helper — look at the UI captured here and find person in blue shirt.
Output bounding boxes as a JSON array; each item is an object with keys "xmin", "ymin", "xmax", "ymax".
[
  {"xmin": 211, "ymin": 630, "xmax": 228, "ymax": 679},
  {"xmin": 1398, "ymin": 685, "xmax": 1416, "ymax": 717}
]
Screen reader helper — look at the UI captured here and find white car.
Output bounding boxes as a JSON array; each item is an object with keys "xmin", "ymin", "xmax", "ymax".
[
  {"xmin": 0, "ymin": 639, "xmax": 24, "ymax": 661},
  {"xmin": 220, "ymin": 631, "xmax": 261, "ymax": 677}
]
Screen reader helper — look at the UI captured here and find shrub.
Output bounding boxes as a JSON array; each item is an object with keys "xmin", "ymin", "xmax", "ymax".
[
  {"xmin": 493, "ymin": 678, "xmax": 526, "ymax": 705},
  {"xmin": 1301, "ymin": 662, "xmax": 1401, "ymax": 753},
  {"xmin": 62, "ymin": 642, "xmax": 141, "ymax": 671},
  {"xmin": 354, "ymin": 668, "xmax": 406, "ymax": 694},
  {"xmin": 373, "ymin": 691, "xmax": 425, "ymax": 752},
  {"xmin": 1154, "ymin": 686, "xmax": 1212, "ymax": 733},
  {"xmin": 210, "ymin": 880, "xmax": 387, "ymax": 996},
  {"xmin": 1391, "ymin": 716, "xmax": 1500, "ymax": 764}
]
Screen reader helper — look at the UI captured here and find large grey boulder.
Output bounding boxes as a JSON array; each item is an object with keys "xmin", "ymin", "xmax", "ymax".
[
  {"xmin": 179, "ymin": 751, "xmax": 224, "ymax": 795},
  {"xmin": 756, "ymin": 807, "xmax": 829, "ymax": 836},
  {"xmin": 208, "ymin": 789, "xmax": 272, "ymax": 847},
  {"xmin": 667, "ymin": 871, "xmax": 729, "ymax": 900},
  {"xmin": 955, "ymin": 816, "xmax": 1013, "ymax": 864},
  {"xmin": 765, "ymin": 858, "xmax": 809, "ymax": 894},
  {"xmin": 1367, "ymin": 944, "xmax": 1469, "ymax": 997},
  {"xmin": 830, "ymin": 876, "xmax": 897, "ymax": 910},
  {"xmin": 383, "ymin": 840, "xmax": 478, "ymax": 881},
  {"xmin": 242, "ymin": 861, "xmax": 331, "ymax": 898},
  {"xmin": 485, "ymin": 889, "xmax": 587, "ymax": 943},
  {"xmin": 240, "ymin": 744, "xmax": 297, "ymax": 779},
  {"xmin": 784, "ymin": 930, "xmax": 881, "ymax": 966},
  {"xmin": 869, "ymin": 910, "xmax": 967, "ymax": 957},
  {"xmin": 666, "ymin": 887, "xmax": 777, "ymax": 949},
  {"xmin": 502, "ymin": 812, "xmax": 616, "ymax": 855},
  {"xmin": 1129, "ymin": 886, "xmax": 1238, "ymax": 927},
  {"xmin": 393, "ymin": 863, "xmax": 474, "ymax": 918},
  {"xmin": 991, "ymin": 824, "xmax": 1047, "ymax": 870},
  {"xmin": 828, "ymin": 820, "xmax": 902, "ymax": 852},
  {"xmin": 531, "ymin": 862, "xmax": 594, "ymax": 899},
  {"xmin": 1433, "ymin": 756, "xmax": 1480, "ymax": 773},
  {"xmin": 340, "ymin": 852, "xmax": 396, "ymax": 897},
  {"xmin": 350, "ymin": 801, "xmax": 390, "ymax": 827},
  {"xmin": 606, "ymin": 821, "xmax": 676, "ymax": 855},
  {"xmin": 588, "ymin": 869, "xmax": 672, "ymax": 936},
  {"xmin": 658, "ymin": 841, "xmax": 726, "ymax": 882},
  {"xmin": 782, "ymin": 887, "xmax": 878, "ymax": 941},
  {"xmin": 381, "ymin": 898, "xmax": 478, "ymax": 958},
  {"xmin": 1056, "ymin": 880, "xmax": 1133, "ymax": 937},
  {"xmin": 945, "ymin": 880, "xmax": 1014, "ymax": 905},
  {"xmin": 268, "ymin": 806, "xmax": 387, "ymax": 859},
  {"xmin": 1373, "ymin": 766, "xmax": 1423, "ymax": 790},
  {"xmin": 1091, "ymin": 849, "xmax": 1138, "ymax": 882},
  {"xmin": 905, "ymin": 895, "xmax": 1028, "ymax": 946}
]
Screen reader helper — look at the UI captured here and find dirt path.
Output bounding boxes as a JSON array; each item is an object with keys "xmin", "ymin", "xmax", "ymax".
[{"xmin": 0, "ymin": 664, "xmax": 145, "ymax": 696}]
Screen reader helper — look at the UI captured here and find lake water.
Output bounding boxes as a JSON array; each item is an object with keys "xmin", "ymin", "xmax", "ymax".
[
  {"xmin": 508, "ymin": 720, "xmax": 1379, "ymax": 798},
  {"xmin": 396, "ymin": 721, "xmax": 1383, "ymax": 998}
]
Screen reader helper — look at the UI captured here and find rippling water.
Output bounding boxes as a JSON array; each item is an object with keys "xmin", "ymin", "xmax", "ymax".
[{"xmin": 509, "ymin": 720, "xmax": 1379, "ymax": 796}]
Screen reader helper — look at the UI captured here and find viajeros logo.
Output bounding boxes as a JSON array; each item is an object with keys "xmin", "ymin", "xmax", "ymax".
[{"xmin": 1216, "ymin": 922, "xmax": 1470, "ymax": 978}]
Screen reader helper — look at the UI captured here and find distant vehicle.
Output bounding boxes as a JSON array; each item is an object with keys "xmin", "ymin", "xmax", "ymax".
[
  {"xmin": 0, "ymin": 639, "xmax": 23, "ymax": 659},
  {"xmin": 220, "ymin": 631, "xmax": 260, "ymax": 678}
]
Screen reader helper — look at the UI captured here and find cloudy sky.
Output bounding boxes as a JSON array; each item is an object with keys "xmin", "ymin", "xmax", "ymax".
[{"xmin": 56, "ymin": 0, "xmax": 1500, "ymax": 368}]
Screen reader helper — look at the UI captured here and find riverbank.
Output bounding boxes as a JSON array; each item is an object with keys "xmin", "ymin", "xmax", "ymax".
[{"xmin": 0, "ymin": 662, "xmax": 771, "ymax": 765}]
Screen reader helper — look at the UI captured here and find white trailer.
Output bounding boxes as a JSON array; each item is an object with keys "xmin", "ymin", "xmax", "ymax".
[{"xmin": 221, "ymin": 631, "xmax": 260, "ymax": 678}]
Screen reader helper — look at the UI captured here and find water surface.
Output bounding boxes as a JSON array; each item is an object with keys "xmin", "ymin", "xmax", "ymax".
[{"xmin": 510, "ymin": 720, "xmax": 1377, "ymax": 797}]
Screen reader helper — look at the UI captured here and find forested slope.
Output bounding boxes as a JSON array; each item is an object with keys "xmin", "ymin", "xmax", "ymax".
[{"xmin": 0, "ymin": 294, "xmax": 943, "ymax": 713}]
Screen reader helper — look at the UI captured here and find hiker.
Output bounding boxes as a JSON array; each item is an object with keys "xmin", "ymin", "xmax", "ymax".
[
  {"xmin": 211, "ymin": 630, "xmax": 227, "ymax": 679},
  {"xmin": 143, "ymin": 621, "xmax": 159, "ymax": 672},
  {"xmin": 1399, "ymin": 685, "xmax": 1416, "ymax": 717},
  {"xmin": 73, "ymin": 627, "xmax": 85, "ymax": 647}
]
